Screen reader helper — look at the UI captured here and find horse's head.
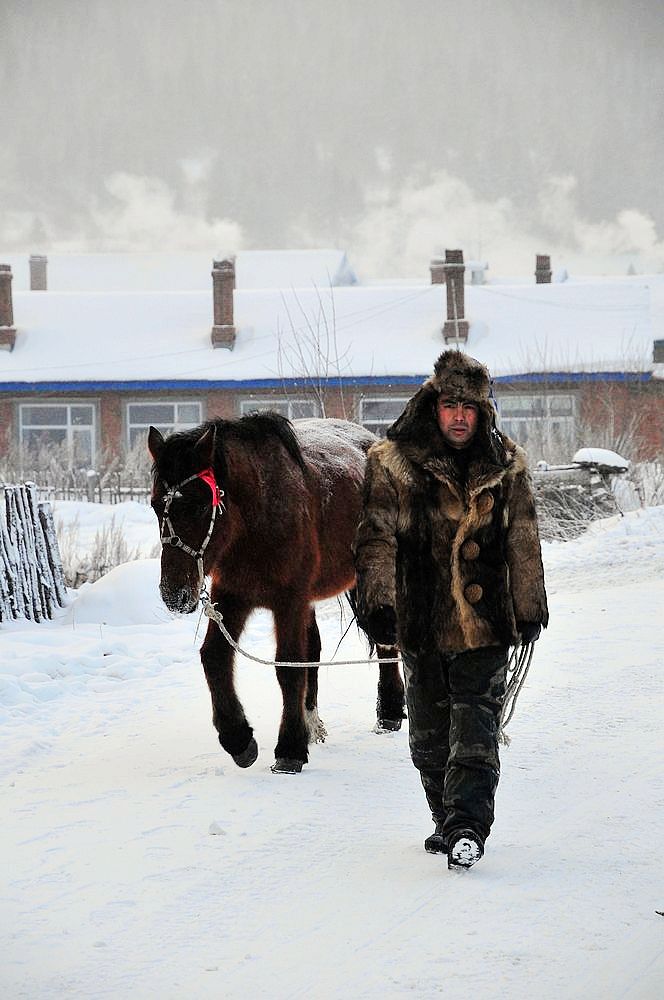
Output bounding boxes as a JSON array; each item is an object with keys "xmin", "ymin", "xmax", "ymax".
[{"xmin": 148, "ymin": 423, "xmax": 225, "ymax": 614}]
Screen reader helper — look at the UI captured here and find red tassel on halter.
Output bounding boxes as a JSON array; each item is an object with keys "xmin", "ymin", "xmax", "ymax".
[{"xmin": 197, "ymin": 467, "xmax": 223, "ymax": 506}]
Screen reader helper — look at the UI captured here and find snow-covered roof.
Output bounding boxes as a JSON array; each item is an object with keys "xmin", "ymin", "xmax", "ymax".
[
  {"xmin": 2, "ymin": 250, "xmax": 357, "ymax": 293},
  {"xmin": 0, "ymin": 268, "xmax": 660, "ymax": 388},
  {"xmin": 235, "ymin": 251, "xmax": 357, "ymax": 290}
]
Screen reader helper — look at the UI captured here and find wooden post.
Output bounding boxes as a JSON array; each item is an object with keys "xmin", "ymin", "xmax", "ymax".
[{"xmin": 0, "ymin": 484, "xmax": 66, "ymax": 621}]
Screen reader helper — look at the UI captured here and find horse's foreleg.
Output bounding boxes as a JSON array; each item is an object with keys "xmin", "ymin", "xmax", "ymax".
[
  {"xmin": 200, "ymin": 593, "xmax": 257, "ymax": 767},
  {"xmin": 271, "ymin": 603, "xmax": 310, "ymax": 773},
  {"xmin": 376, "ymin": 644, "xmax": 406, "ymax": 732},
  {"xmin": 305, "ymin": 611, "xmax": 327, "ymax": 745}
]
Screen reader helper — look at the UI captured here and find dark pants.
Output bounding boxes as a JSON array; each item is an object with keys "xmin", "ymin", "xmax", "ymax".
[{"xmin": 402, "ymin": 644, "xmax": 508, "ymax": 845}]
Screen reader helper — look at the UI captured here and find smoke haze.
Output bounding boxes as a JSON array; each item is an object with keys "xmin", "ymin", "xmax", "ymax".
[{"xmin": 2, "ymin": 0, "xmax": 663, "ymax": 276}]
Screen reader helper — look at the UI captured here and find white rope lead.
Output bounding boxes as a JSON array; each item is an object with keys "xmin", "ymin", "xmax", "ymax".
[{"xmin": 200, "ymin": 592, "xmax": 400, "ymax": 667}]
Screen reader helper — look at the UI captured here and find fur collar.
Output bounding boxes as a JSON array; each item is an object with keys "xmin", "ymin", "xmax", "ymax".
[{"xmin": 374, "ymin": 435, "xmax": 526, "ymax": 494}]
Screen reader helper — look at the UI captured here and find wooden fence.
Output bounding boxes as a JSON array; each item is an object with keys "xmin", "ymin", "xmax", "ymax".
[
  {"xmin": 0, "ymin": 483, "xmax": 67, "ymax": 622},
  {"xmin": 24, "ymin": 471, "xmax": 151, "ymax": 506}
]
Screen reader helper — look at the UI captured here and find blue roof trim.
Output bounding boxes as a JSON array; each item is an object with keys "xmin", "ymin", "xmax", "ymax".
[
  {"xmin": 0, "ymin": 375, "xmax": 428, "ymax": 393},
  {"xmin": 493, "ymin": 371, "xmax": 652, "ymax": 384},
  {"xmin": 0, "ymin": 371, "xmax": 652, "ymax": 393}
]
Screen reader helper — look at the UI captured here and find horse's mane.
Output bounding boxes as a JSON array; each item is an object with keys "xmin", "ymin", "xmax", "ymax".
[
  {"xmin": 223, "ymin": 412, "xmax": 307, "ymax": 472},
  {"xmin": 152, "ymin": 412, "xmax": 308, "ymax": 484}
]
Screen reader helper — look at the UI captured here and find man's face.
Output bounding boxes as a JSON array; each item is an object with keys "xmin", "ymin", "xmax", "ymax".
[{"xmin": 436, "ymin": 397, "xmax": 479, "ymax": 449}]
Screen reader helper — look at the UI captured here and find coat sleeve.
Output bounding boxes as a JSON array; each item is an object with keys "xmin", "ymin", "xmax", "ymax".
[
  {"xmin": 352, "ymin": 448, "xmax": 399, "ymax": 619},
  {"xmin": 505, "ymin": 467, "xmax": 549, "ymax": 628}
]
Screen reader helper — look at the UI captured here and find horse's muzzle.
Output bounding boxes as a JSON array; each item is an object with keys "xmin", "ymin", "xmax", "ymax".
[{"xmin": 159, "ymin": 582, "xmax": 199, "ymax": 615}]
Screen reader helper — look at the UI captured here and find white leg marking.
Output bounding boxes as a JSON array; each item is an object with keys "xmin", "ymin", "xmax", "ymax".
[{"xmin": 304, "ymin": 706, "xmax": 328, "ymax": 744}]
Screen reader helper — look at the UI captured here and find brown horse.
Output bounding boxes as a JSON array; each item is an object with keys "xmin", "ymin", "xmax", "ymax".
[{"xmin": 148, "ymin": 413, "xmax": 405, "ymax": 773}]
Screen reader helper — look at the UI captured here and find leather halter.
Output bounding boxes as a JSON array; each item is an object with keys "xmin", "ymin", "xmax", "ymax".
[{"xmin": 159, "ymin": 466, "xmax": 225, "ymax": 589}]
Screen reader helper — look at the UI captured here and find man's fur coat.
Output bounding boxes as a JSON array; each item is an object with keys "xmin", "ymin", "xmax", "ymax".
[{"xmin": 353, "ymin": 350, "xmax": 549, "ymax": 654}]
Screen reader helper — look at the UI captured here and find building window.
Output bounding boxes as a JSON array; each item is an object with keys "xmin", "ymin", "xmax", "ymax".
[
  {"xmin": 19, "ymin": 403, "xmax": 96, "ymax": 466},
  {"xmin": 240, "ymin": 398, "xmax": 321, "ymax": 419},
  {"xmin": 127, "ymin": 401, "xmax": 202, "ymax": 449},
  {"xmin": 359, "ymin": 397, "xmax": 410, "ymax": 438},
  {"xmin": 498, "ymin": 393, "xmax": 576, "ymax": 451}
]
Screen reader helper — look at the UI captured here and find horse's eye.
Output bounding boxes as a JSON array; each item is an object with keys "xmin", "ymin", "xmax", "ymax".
[{"xmin": 176, "ymin": 496, "xmax": 208, "ymax": 515}]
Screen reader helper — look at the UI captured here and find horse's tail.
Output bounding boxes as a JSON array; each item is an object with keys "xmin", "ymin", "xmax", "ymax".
[{"xmin": 345, "ymin": 587, "xmax": 376, "ymax": 656}]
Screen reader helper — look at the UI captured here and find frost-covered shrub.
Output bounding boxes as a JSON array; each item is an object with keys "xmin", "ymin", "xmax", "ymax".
[
  {"xmin": 0, "ymin": 440, "xmax": 80, "ymax": 487},
  {"xmin": 1, "ymin": 439, "xmax": 152, "ymax": 504},
  {"xmin": 629, "ymin": 461, "xmax": 664, "ymax": 507},
  {"xmin": 534, "ymin": 483, "xmax": 618, "ymax": 542},
  {"xmin": 56, "ymin": 515, "xmax": 158, "ymax": 588}
]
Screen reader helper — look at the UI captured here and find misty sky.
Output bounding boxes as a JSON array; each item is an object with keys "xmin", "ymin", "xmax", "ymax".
[{"xmin": 2, "ymin": 0, "xmax": 663, "ymax": 276}]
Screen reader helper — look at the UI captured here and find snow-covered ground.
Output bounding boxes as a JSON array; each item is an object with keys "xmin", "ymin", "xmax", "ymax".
[{"xmin": 2, "ymin": 502, "xmax": 663, "ymax": 999}]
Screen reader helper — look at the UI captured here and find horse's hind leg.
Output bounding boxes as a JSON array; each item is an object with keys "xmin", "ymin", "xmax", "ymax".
[
  {"xmin": 305, "ymin": 611, "xmax": 327, "ymax": 745},
  {"xmin": 200, "ymin": 592, "xmax": 257, "ymax": 768},
  {"xmin": 349, "ymin": 586, "xmax": 405, "ymax": 732},
  {"xmin": 271, "ymin": 600, "xmax": 311, "ymax": 773},
  {"xmin": 376, "ymin": 645, "xmax": 406, "ymax": 732}
]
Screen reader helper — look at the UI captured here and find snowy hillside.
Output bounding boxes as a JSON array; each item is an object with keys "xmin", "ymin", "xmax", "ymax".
[{"xmin": 1, "ymin": 503, "xmax": 663, "ymax": 999}]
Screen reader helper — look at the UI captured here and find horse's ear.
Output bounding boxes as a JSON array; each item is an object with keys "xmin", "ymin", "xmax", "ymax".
[
  {"xmin": 194, "ymin": 425, "xmax": 216, "ymax": 468},
  {"xmin": 148, "ymin": 426, "xmax": 165, "ymax": 462}
]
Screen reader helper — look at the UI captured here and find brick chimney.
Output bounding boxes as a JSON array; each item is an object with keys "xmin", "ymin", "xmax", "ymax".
[
  {"xmin": 442, "ymin": 249, "xmax": 469, "ymax": 342},
  {"xmin": 535, "ymin": 254, "xmax": 552, "ymax": 284},
  {"xmin": 30, "ymin": 254, "xmax": 48, "ymax": 290},
  {"xmin": 0, "ymin": 264, "xmax": 17, "ymax": 351},
  {"xmin": 430, "ymin": 257, "xmax": 446, "ymax": 284},
  {"xmin": 211, "ymin": 257, "xmax": 236, "ymax": 349}
]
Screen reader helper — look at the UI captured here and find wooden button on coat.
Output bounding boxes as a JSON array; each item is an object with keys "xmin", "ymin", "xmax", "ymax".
[
  {"xmin": 461, "ymin": 539, "xmax": 480, "ymax": 560},
  {"xmin": 464, "ymin": 583, "xmax": 483, "ymax": 604},
  {"xmin": 477, "ymin": 492, "xmax": 494, "ymax": 514}
]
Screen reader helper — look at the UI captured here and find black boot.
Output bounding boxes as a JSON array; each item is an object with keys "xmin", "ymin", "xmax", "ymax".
[
  {"xmin": 447, "ymin": 829, "xmax": 484, "ymax": 870},
  {"xmin": 424, "ymin": 821, "xmax": 447, "ymax": 855}
]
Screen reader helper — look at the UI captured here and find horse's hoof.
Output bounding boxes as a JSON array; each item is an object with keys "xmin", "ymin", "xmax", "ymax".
[
  {"xmin": 271, "ymin": 758, "xmax": 304, "ymax": 774},
  {"xmin": 374, "ymin": 719, "xmax": 403, "ymax": 733},
  {"xmin": 232, "ymin": 737, "xmax": 258, "ymax": 768}
]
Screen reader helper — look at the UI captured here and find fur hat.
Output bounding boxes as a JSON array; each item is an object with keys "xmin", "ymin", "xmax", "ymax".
[{"xmin": 430, "ymin": 350, "xmax": 491, "ymax": 403}]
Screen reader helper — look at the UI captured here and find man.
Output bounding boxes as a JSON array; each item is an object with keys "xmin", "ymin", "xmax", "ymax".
[{"xmin": 353, "ymin": 350, "xmax": 548, "ymax": 870}]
